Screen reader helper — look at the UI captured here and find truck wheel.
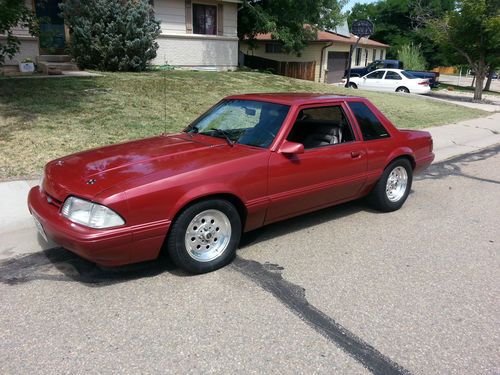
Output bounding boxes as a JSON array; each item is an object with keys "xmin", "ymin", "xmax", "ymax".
[
  {"xmin": 167, "ymin": 199, "xmax": 242, "ymax": 274},
  {"xmin": 368, "ymin": 158, "xmax": 413, "ymax": 212},
  {"xmin": 396, "ymin": 86, "xmax": 410, "ymax": 93}
]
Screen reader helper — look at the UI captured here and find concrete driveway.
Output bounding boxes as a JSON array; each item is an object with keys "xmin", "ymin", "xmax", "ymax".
[{"xmin": 1, "ymin": 117, "xmax": 499, "ymax": 374}]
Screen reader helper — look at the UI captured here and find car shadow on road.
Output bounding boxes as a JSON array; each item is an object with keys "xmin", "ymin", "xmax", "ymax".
[
  {"xmin": 415, "ymin": 143, "xmax": 499, "ymax": 184},
  {"xmin": 240, "ymin": 198, "xmax": 382, "ymax": 250},
  {"xmin": 0, "ymin": 245, "xmax": 182, "ymax": 287},
  {"xmin": 1, "ymin": 198, "xmax": 383, "ymax": 287}
]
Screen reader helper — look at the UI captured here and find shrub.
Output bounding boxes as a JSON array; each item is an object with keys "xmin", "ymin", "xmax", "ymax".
[
  {"xmin": 397, "ymin": 43, "xmax": 427, "ymax": 71},
  {"xmin": 0, "ymin": 0, "xmax": 38, "ymax": 66},
  {"xmin": 60, "ymin": 0, "xmax": 161, "ymax": 72}
]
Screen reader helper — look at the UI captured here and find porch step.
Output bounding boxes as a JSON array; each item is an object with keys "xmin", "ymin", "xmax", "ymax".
[
  {"xmin": 38, "ymin": 61, "xmax": 79, "ymax": 75},
  {"xmin": 36, "ymin": 55, "xmax": 72, "ymax": 63}
]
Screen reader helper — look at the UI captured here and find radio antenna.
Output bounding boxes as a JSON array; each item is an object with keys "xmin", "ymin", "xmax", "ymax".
[{"xmin": 163, "ymin": 55, "xmax": 167, "ymax": 135}]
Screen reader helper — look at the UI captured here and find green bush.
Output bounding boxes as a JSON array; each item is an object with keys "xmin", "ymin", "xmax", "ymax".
[
  {"xmin": 60, "ymin": 0, "xmax": 161, "ymax": 72},
  {"xmin": 397, "ymin": 44, "xmax": 427, "ymax": 71}
]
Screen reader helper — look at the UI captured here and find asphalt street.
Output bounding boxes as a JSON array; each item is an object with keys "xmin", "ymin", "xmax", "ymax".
[{"xmin": 1, "ymin": 145, "xmax": 499, "ymax": 374}]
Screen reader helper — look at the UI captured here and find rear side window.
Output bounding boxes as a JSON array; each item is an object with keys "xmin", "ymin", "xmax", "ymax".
[
  {"xmin": 385, "ymin": 71, "xmax": 401, "ymax": 80},
  {"xmin": 348, "ymin": 102, "xmax": 390, "ymax": 141},
  {"xmin": 366, "ymin": 70, "xmax": 385, "ymax": 79}
]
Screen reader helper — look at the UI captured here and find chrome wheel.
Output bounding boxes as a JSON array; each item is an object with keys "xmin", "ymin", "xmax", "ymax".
[
  {"xmin": 184, "ymin": 209, "xmax": 231, "ymax": 262},
  {"xmin": 386, "ymin": 166, "xmax": 408, "ymax": 202}
]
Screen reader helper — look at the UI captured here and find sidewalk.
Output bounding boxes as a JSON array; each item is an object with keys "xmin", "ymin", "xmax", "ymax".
[{"xmin": 1, "ymin": 112, "xmax": 499, "ymax": 260}]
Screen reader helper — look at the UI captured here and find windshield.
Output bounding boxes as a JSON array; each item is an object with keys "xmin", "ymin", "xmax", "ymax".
[
  {"xmin": 401, "ymin": 71, "xmax": 417, "ymax": 79},
  {"xmin": 186, "ymin": 99, "xmax": 290, "ymax": 148}
]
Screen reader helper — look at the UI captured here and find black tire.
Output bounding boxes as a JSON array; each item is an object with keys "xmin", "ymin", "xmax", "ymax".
[
  {"xmin": 368, "ymin": 158, "xmax": 413, "ymax": 212},
  {"xmin": 348, "ymin": 82, "xmax": 358, "ymax": 89},
  {"xmin": 396, "ymin": 86, "xmax": 410, "ymax": 93},
  {"xmin": 167, "ymin": 199, "xmax": 241, "ymax": 274}
]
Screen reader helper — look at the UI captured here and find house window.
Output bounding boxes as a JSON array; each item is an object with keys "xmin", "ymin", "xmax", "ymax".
[
  {"xmin": 265, "ymin": 43, "xmax": 283, "ymax": 53},
  {"xmin": 193, "ymin": 4, "xmax": 217, "ymax": 35},
  {"xmin": 372, "ymin": 49, "xmax": 376, "ymax": 61},
  {"xmin": 364, "ymin": 49, "xmax": 368, "ymax": 66},
  {"xmin": 355, "ymin": 48, "xmax": 361, "ymax": 66},
  {"xmin": 379, "ymin": 49, "xmax": 384, "ymax": 59}
]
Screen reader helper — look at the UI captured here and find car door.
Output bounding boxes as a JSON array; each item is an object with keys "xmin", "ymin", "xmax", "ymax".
[
  {"xmin": 380, "ymin": 70, "xmax": 402, "ymax": 91},
  {"xmin": 266, "ymin": 102, "xmax": 368, "ymax": 223},
  {"xmin": 360, "ymin": 70, "xmax": 386, "ymax": 90}
]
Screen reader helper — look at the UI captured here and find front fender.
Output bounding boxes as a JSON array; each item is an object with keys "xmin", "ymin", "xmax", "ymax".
[{"xmin": 168, "ymin": 182, "xmax": 247, "ymax": 220}]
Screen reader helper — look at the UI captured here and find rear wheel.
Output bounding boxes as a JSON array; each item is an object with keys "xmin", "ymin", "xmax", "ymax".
[
  {"xmin": 368, "ymin": 158, "xmax": 413, "ymax": 212},
  {"xmin": 348, "ymin": 82, "xmax": 358, "ymax": 89},
  {"xmin": 167, "ymin": 199, "xmax": 241, "ymax": 274},
  {"xmin": 396, "ymin": 86, "xmax": 410, "ymax": 93}
]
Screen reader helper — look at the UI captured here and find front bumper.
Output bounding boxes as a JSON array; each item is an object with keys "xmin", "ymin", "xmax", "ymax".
[{"xmin": 28, "ymin": 187, "xmax": 170, "ymax": 267}]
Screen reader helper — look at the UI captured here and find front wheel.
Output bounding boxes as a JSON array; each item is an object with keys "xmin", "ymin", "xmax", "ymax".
[
  {"xmin": 348, "ymin": 82, "xmax": 358, "ymax": 89},
  {"xmin": 368, "ymin": 159, "xmax": 413, "ymax": 212},
  {"xmin": 167, "ymin": 199, "xmax": 242, "ymax": 274}
]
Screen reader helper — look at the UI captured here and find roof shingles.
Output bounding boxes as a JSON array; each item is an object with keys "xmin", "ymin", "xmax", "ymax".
[{"xmin": 252, "ymin": 30, "xmax": 389, "ymax": 48}]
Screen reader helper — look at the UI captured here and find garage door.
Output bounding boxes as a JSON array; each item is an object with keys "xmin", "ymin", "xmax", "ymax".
[{"xmin": 326, "ymin": 52, "xmax": 349, "ymax": 84}]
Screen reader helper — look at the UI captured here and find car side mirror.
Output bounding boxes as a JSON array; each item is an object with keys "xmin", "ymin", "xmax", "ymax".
[{"xmin": 279, "ymin": 141, "xmax": 304, "ymax": 155}]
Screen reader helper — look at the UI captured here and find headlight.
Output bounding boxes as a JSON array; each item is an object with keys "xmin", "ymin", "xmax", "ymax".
[{"xmin": 61, "ymin": 196, "xmax": 125, "ymax": 229}]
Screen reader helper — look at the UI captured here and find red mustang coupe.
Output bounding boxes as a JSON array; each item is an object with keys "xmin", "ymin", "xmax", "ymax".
[{"xmin": 28, "ymin": 93, "xmax": 434, "ymax": 273}]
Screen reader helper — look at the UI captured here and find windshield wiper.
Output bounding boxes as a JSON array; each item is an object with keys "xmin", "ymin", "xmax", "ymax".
[
  {"xmin": 184, "ymin": 124, "xmax": 199, "ymax": 134},
  {"xmin": 213, "ymin": 128, "xmax": 235, "ymax": 147}
]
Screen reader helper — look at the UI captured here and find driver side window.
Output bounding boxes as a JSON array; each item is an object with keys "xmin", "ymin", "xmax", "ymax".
[{"xmin": 287, "ymin": 105, "xmax": 355, "ymax": 149}]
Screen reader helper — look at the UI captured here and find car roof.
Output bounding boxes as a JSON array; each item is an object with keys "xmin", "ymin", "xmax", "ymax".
[
  {"xmin": 225, "ymin": 93, "xmax": 365, "ymax": 106},
  {"xmin": 370, "ymin": 68, "xmax": 405, "ymax": 73}
]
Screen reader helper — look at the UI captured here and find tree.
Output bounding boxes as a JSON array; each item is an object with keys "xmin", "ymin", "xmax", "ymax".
[
  {"xmin": 397, "ymin": 43, "xmax": 427, "ymax": 70},
  {"xmin": 60, "ymin": 0, "xmax": 160, "ymax": 72},
  {"xmin": 347, "ymin": 0, "xmax": 454, "ymax": 68},
  {"xmin": 426, "ymin": 0, "xmax": 500, "ymax": 100},
  {"xmin": 238, "ymin": 0, "xmax": 347, "ymax": 54},
  {"xmin": 484, "ymin": 62, "xmax": 499, "ymax": 91},
  {"xmin": 0, "ymin": 0, "xmax": 38, "ymax": 66}
]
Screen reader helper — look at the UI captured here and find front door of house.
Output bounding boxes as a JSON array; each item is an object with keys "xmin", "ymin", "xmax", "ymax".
[{"xmin": 35, "ymin": 0, "xmax": 66, "ymax": 54}]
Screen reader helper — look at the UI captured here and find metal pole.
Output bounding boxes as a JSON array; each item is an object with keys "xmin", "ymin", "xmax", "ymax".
[{"xmin": 345, "ymin": 37, "xmax": 361, "ymax": 88}]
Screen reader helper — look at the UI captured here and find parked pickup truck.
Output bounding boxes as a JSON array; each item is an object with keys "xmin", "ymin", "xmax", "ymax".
[{"xmin": 346, "ymin": 60, "xmax": 440, "ymax": 88}]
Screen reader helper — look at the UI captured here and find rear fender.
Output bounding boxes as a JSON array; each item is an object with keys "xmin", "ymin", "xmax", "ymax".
[{"xmin": 385, "ymin": 147, "xmax": 415, "ymax": 169}]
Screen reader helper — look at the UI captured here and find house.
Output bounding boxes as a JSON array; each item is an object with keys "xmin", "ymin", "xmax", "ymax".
[
  {"xmin": 240, "ymin": 29, "xmax": 389, "ymax": 83},
  {"xmin": 153, "ymin": 0, "xmax": 240, "ymax": 70},
  {"xmin": 1, "ymin": 0, "xmax": 241, "ymax": 72}
]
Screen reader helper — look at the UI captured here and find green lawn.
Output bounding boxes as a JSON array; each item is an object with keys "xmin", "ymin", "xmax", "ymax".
[{"xmin": 0, "ymin": 70, "xmax": 487, "ymax": 179}]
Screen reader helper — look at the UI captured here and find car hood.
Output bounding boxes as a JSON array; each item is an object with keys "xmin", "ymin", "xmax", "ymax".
[{"xmin": 43, "ymin": 134, "xmax": 245, "ymax": 202}]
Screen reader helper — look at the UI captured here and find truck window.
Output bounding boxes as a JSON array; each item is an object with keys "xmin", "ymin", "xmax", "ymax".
[{"xmin": 348, "ymin": 102, "xmax": 390, "ymax": 141}]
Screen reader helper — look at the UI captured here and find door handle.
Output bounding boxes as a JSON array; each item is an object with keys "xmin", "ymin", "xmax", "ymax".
[{"xmin": 351, "ymin": 151, "xmax": 362, "ymax": 158}]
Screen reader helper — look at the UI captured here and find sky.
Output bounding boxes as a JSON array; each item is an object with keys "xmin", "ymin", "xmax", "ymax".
[{"xmin": 343, "ymin": 0, "xmax": 378, "ymax": 12}]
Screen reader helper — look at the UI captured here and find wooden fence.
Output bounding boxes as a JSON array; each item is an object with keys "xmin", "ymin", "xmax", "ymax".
[{"xmin": 244, "ymin": 55, "xmax": 316, "ymax": 82}]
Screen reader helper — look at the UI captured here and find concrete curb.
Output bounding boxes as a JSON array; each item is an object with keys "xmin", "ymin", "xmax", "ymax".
[
  {"xmin": 0, "ymin": 179, "xmax": 38, "ymax": 233},
  {"xmin": 1, "ymin": 113, "xmax": 499, "ymax": 256},
  {"xmin": 427, "ymin": 113, "xmax": 500, "ymax": 162}
]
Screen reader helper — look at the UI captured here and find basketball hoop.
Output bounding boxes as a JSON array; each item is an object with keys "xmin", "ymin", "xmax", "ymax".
[{"xmin": 345, "ymin": 20, "xmax": 374, "ymax": 88}]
